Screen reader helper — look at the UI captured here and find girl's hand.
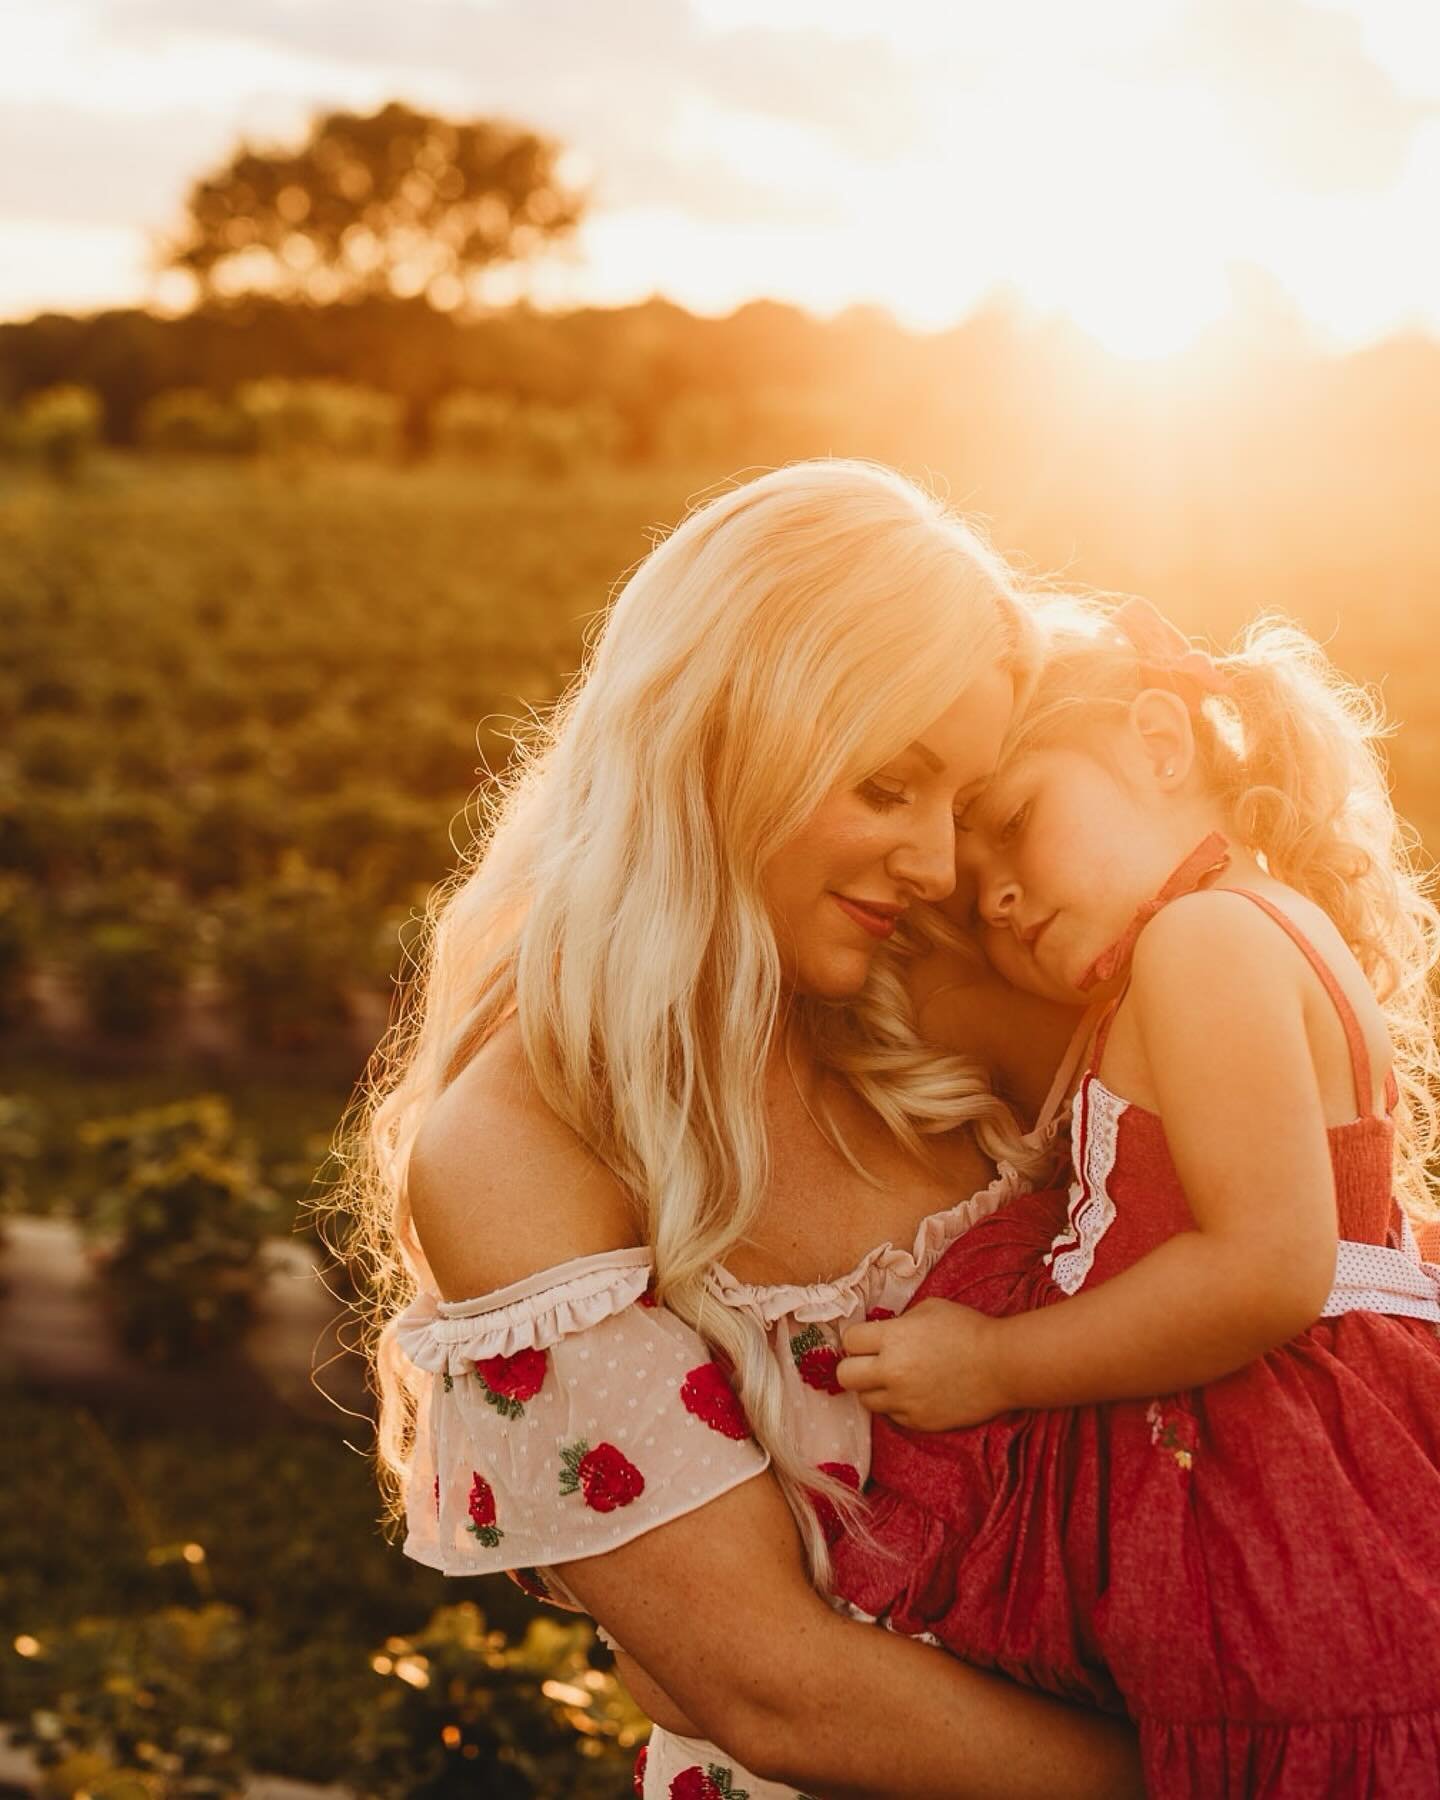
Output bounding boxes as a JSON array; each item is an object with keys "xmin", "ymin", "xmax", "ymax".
[{"xmin": 836, "ymin": 1299, "xmax": 1013, "ymax": 1431}]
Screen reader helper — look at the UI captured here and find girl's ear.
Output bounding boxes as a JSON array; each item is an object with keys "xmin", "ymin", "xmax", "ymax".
[{"xmin": 1127, "ymin": 687, "xmax": 1195, "ymax": 790}]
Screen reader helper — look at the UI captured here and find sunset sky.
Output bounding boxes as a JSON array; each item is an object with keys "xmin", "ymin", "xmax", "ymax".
[{"xmin": 5, "ymin": 0, "xmax": 1439, "ymax": 357}]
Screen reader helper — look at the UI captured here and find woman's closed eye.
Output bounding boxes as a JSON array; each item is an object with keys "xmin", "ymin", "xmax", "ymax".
[{"xmin": 859, "ymin": 778, "xmax": 908, "ymax": 813}]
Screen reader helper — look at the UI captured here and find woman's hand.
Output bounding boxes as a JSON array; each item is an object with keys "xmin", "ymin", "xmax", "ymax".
[{"xmin": 837, "ymin": 1298, "xmax": 1015, "ymax": 1431}]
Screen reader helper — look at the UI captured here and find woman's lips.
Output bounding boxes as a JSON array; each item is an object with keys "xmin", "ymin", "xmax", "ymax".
[{"xmin": 833, "ymin": 894, "xmax": 901, "ymax": 939}]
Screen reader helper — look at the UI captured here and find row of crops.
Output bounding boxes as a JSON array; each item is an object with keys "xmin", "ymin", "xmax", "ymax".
[{"xmin": 0, "ymin": 459, "xmax": 713, "ymax": 1055}]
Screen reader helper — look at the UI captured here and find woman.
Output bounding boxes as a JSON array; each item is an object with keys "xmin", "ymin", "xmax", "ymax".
[{"xmin": 337, "ymin": 462, "xmax": 1141, "ymax": 1797}]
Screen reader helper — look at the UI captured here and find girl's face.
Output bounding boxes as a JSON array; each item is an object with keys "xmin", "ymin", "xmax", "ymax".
[
  {"xmin": 955, "ymin": 737, "xmax": 1196, "ymax": 1002},
  {"xmin": 762, "ymin": 666, "xmax": 1016, "ymax": 1001}
]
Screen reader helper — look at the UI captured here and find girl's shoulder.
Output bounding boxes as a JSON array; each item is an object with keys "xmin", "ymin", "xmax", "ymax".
[
  {"xmin": 1126, "ymin": 882, "xmax": 1393, "ymax": 1115},
  {"xmin": 1130, "ymin": 884, "xmax": 1295, "ymax": 989}
]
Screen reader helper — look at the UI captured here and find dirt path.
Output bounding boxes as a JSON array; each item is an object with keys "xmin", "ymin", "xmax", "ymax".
[{"xmin": 0, "ymin": 1215, "xmax": 370, "ymax": 1431}]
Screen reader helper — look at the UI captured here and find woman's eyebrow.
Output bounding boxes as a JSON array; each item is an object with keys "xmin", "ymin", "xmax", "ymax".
[{"xmin": 907, "ymin": 739, "xmax": 945, "ymax": 772}]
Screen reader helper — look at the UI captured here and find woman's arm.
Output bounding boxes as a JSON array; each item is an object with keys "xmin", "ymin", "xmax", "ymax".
[
  {"xmin": 408, "ymin": 1028, "xmax": 1141, "ymax": 1800},
  {"xmin": 842, "ymin": 892, "xmax": 1341, "ymax": 1428},
  {"xmin": 558, "ymin": 1456, "xmax": 1141, "ymax": 1800}
]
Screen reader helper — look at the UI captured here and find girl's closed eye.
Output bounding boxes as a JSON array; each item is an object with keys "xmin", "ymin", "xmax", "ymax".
[{"xmin": 998, "ymin": 798, "xmax": 1031, "ymax": 844}]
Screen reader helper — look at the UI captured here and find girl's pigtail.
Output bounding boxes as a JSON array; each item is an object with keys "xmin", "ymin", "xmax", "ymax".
[{"xmin": 1202, "ymin": 619, "xmax": 1440, "ymax": 1221}]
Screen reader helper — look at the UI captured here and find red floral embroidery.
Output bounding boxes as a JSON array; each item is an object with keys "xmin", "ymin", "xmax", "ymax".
[
  {"xmin": 809, "ymin": 1461, "xmax": 861, "ymax": 1546},
  {"xmin": 632, "ymin": 1744, "xmax": 648, "ymax": 1795},
  {"xmin": 636, "ymin": 1282, "xmax": 659, "ymax": 1309},
  {"xmin": 432, "ymin": 1473, "xmax": 440, "ymax": 1516},
  {"xmin": 680, "ymin": 1362, "xmax": 751, "ymax": 1440},
  {"xmin": 670, "ymin": 1764, "xmax": 747, "ymax": 1799},
  {"xmin": 465, "ymin": 1472, "xmax": 503, "ymax": 1547},
  {"xmin": 866, "ymin": 1307, "xmax": 895, "ymax": 1322},
  {"xmin": 474, "ymin": 1346, "xmax": 548, "ymax": 1419},
  {"xmin": 506, "ymin": 1566, "xmax": 551, "ymax": 1602},
  {"xmin": 790, "ymin": 1324, "xmax": 843, "ymax": 1394},
  {"xmin": 559, "ymin": 1439, "xmax": 646, "ymax": 1512}
]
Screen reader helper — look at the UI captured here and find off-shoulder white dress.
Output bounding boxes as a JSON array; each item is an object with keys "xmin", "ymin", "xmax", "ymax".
[{"xmin": 393, "ymin": 1164, "xmax": 1025, "ymax": 1798}]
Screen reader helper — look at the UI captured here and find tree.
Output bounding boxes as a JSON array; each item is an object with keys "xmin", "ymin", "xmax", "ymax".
[{"xmin": 164, "ymin": 101, "xmax": 584, "ymax": 309}]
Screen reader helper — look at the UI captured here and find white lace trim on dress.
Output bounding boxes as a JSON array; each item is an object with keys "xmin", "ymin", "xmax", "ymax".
[{"xmin": 1044, "ymin": 1079, "xmax": 1124, "ymax": 1296}]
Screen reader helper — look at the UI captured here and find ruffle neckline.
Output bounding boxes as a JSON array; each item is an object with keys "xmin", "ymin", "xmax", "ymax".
[
  {"xmin": 393, "ymin": 1248, "xmax": 652, "ymax": 1371},
  {"xmin": 394, "ymin": 1163, "xmax": 1030, "ymax": 1365},
  {"xmin": 706, "ymin": 1161, "xmax": 1027, "ymax": 1325}
]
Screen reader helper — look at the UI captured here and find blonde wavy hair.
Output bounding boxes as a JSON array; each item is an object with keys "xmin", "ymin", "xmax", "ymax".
[
  {"xmin": 320, "ymin": 459, "xmax": 1050, "ymax": 1580},
  {"xmin": 1006, "ymin": 594, "xmax": 1440, "ymax": 1223}
]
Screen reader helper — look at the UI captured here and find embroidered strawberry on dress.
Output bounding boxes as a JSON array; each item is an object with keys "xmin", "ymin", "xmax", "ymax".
[
  {"xmin": 473, "ymin": 1346, "xmax": 548, "ymax": 1418},
  {"xmin": 680, "ymin": 1362, "xmax": 751, "ymax": 1440},
  {"xmin": 559, "ymin": 1439, "xmax": 646, "ymax": 1512},
  {"xmin": 669, "ymin": 1764, "xmax": 749, "ymax": 1799},
  {"xmin": 466, "ymin": 1472, "xmax": 503, "ymax": 1546},
  {"xmin": 789, "ymin": 1324, "xmax": 843, "ymax": 1394}
]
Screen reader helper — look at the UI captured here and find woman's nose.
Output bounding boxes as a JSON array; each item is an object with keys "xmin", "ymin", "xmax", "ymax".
[{"xmin": 888, "ymin": 810, "xmax": 959, "ymax": 903}]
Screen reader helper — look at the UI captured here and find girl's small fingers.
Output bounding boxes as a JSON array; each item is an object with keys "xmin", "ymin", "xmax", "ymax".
[
  {"xmin": 835, "ymin": 1353, "xmax": 884, "ymax": 1392},
  {"xmin": 858, "ymin": 1388, "xmax": 892, "ymax": 1414},
  {"xmin": 841, "ymin": 1322, "xmax": 884, "ymax": 1356}
]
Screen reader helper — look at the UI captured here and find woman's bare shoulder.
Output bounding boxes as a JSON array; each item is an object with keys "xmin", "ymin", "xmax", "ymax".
[{"xmin": 406, "ymin": 1017, "xmax": 640, "ymax": 1302}]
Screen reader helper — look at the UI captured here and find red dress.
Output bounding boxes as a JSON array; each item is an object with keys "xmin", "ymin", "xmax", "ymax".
[{"xmin": 832, "ymin": 888, "xmax": 1440, "ymax": 1797}]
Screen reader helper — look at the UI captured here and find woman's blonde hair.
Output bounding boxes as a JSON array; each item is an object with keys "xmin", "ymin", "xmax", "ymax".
[
  {"xmin": 321, "ymin": 459, "xmax": 1046, "ymax": 1579},
  {"xmin": 1007, "ymin": 595, "xmax": 1440, "ymax": 1223}
]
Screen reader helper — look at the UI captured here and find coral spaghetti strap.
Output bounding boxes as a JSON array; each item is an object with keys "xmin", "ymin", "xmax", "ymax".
[{"xmin": 1223, "ymin": 887, "xmax": 1395, "ymax": 1119}]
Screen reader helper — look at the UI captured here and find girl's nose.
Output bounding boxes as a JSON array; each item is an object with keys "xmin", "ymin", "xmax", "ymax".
[{"xmin": 979, "ymin": 870, "xmax": 1022, "ymax": 927}]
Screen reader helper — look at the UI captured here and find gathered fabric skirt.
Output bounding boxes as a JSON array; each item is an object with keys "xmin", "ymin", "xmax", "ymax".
[{"xmin": 831, "ymin": 1188, "xmax": 1440, "ymax": 1797}]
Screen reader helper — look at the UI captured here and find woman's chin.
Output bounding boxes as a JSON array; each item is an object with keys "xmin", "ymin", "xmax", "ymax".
[{"xmin": 791, "ymin": 946, "xmax": 879, "ymax": 1002}]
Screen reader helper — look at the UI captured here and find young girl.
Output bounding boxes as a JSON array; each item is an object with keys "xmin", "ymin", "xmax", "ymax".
[{"xmin": 831, "ymin": 596, "xmax": 1440, "ymax": 1797}]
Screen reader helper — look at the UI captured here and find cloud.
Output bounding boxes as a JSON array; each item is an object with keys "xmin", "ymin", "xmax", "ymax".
[
  {"xmin": 102, "ymin": 0, "xmax": 924, "ymax": 178},
  {"xmin": 0, "ymin": 99, "xmax": 236, "ymax": 229},
  {"xmin": 1146, "ymin": 0, "xmax": 1439, "ymax": 193}
]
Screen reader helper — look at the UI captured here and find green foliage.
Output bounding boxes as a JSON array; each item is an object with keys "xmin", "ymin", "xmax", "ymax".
[
  {"xmin": 236, "ymin": 377, "xmax": 404, "ymax": 460},
  {"xmin": 0, "ymin": 1090, "xmax": 45, "ymax": 1217},
  {"xmin": 6, "ymin": 1604, "xmax": 251, "ymax": 1799},
  {"xmin": 0, "ymin": 873, "xmax": 39, "ymax": 1025},
  {"xmin": 430, "ymin": 390, "xmax": 622, "ymax": 471},
  {"xmin": 72, "ymin": 914, "xmax": 189, "ymax": 1044},
  {"xmin": 9, "ymin": 384, "xmax": 104, "ymax": 478},
  {"xmin": 76, "ymin": 1095, "xmax": 278, "ymax": 1362},
  {"xmin": 354, "ymin": 1602, "xmax": 647, "ymax": 1800},
  {"xmin": 137, "ymin": 389, "xmax": 255, "ymax": 457},
  {"xmin": 208, "ymin": 856, "xmax": 361, "ymax": 1050},
  {"xmin": 165, "ymin": 101, "xmax": 584, "ymax": 308},
  {"xmin": 0, "ymin": 1391, "xmax": 613, "ymax": 1791}
]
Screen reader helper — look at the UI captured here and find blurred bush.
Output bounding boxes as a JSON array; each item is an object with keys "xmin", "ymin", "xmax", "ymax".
[
  {"xmin": 67, "ymin": 884, "xmax": 192, "ymax": 1039},
  {"xmin": 5, "ymin": 384, "xmax": 104, "ymax": 479},
  {"xmin": 430, "ymin": 390, "xmax": 622, "ymax": 472},
  {"xmin": 0, "ymin": 872, "xmax": 39, "ymax": 1026},
  {"xmin": 76, "ymin": 1094, "xmax": 278, "ymax": 1363},
  {"xmin": 0, "ymin": 1091, "xmax": 45, "ymax": 1229},
  {"xmin": 137, "ymin": 388, "xmax": 255, "ymax": 457},
  {"xmin": 6, "ymin": 1603, "xmax": 250, "ymax": 1799},
  {"xmin": 354, "ymin": 1602, "xmax": 647, "ymax": 1800},
  {"xmin": 208, "ymin": 856, "xmax": 359, "ymax": 1050},
  {"xmin": 237, "ymin": 377, "xmax": 403, "ymax": 460}
]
